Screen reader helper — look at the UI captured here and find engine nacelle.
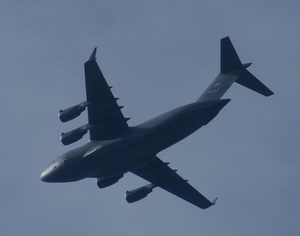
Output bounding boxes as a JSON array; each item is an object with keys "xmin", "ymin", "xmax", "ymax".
[
  {"xmin": 60, "ymin": 124, "xmax": 92, "ymax": 145},
  {"xmin": 59, "ymin": 102, "xmax": 90, "ymax": 122},
  {"xmin": 125, "ymin": 183, "xmax": 156, "ymax": 203},
  {"xmin": 96, "ymin": 175, "xmax": 124, "ymax": 188}
]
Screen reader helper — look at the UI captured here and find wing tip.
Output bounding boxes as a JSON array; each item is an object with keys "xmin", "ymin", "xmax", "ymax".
[
  {"xmin": 88, "ymin": 47, "xmax": 97, "ymax": 61},
  {"xmin": 212, "ymin": 197, "xmax": 218, "ymax": 205}
]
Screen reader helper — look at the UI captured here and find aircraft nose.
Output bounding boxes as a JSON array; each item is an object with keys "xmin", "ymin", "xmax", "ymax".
[
  {"xmin": 40, "ymin": 169, "xmax": 50, "ymax": 182},
  {"xmin": 40, "ymin": 159, "xmax": 68, "ymax": 182},
  {"xmin": 40, "ymin": 164, "xmax": 58, "ymax": 182}
]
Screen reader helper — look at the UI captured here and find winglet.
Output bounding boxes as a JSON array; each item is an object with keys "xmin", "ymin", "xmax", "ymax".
[
  {"xmin": 88, "ymin": 47, "xmax": 97, "ymax": 61},
  {"xmin": 212, "ymin": 197, "xmax": 218, "ymax": 205}
]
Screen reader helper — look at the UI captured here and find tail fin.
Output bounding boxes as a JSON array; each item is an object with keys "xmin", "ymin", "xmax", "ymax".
[
  {"xmin": 197, "ymin": 37, "xmax": 274, "ymax": 102},
  {"xmin": 221, "ymin": 37, "xmax": 242, "ymax": 73}
]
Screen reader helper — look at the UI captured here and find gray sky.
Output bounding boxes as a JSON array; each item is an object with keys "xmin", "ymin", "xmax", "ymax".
[{"xmin": 1, "ymin": 1, "xmax": 299, "ymax": 235}]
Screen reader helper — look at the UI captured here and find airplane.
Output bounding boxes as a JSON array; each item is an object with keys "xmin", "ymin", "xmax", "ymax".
[{"xmin": 40, "ymin": 37, "xmax": 273, "ymax": 209}]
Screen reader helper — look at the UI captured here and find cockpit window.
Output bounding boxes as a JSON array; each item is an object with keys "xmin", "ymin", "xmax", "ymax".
[{"xmin": 62, "ymin": 155, "xmax": 73, "ymax": 163}]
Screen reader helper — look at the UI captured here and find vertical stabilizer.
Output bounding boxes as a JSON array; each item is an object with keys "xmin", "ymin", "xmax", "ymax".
[
  {"xmin": 221, "ymin": 37, "xmax": 242, "ymax": 73},
  {"xmin": 197, "ymin": 37, "xmax": 274, "ymax": 102}
]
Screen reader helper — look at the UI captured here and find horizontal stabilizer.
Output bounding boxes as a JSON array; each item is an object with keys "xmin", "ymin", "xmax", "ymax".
[{"xmin": 235, "ymin": 70, "xmax": 274, "ymax": 96}]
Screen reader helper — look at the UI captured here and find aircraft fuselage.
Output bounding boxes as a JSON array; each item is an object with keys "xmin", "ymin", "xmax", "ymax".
[{"xmin": 41, "ymin": 99, "xmax": 230, "ymax": 183}]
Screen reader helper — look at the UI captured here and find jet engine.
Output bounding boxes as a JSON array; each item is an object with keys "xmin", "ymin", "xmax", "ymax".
[
  {"xmin": 125, "ymin": 183, "xmax": 157, "ymax": 203},
  {"xmin": 59, "ymin": 102, "xmax": 90, "ymax": 122},
  {"xmin": 96, "ymin": 175, "xmax": 124, "ymax": 188},
  {"xmin": 60, "ymin": 124, "xmax": 93, "ymax": 145}
]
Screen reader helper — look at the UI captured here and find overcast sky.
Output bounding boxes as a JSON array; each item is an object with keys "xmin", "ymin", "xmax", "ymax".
[{"xmin": 1, "ymin": 1, "xmax": 299, "ymax": 235}]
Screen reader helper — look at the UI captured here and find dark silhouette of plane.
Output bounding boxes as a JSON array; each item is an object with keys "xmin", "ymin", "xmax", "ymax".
[{"xmin": 41, "ymin": 37, "xmax": 273, "ymax": 209}]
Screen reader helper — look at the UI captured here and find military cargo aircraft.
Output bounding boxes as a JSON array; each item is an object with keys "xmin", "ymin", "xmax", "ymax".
[{"xmin": 40, "ymin": 37, "xmax": 273, "ymax": 209}]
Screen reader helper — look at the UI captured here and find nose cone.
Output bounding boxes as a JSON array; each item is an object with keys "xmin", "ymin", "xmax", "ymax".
[
  {"xmin": 40, "ymin": 161, "xmax": 60, "ymax": 182},
  {"xmin": 40, "ymin": 168, "xmax": 53, "ymax": 182},
  {"xmin": 41, "ymin": 153, "xmax": 85, "ymax": 183},
  {"xmin": 40, "ymin": 172, "xmax": 46, "ymax": 181}
]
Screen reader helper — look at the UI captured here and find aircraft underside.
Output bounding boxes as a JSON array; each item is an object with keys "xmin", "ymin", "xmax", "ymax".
[{"xmin": 41, "ymin": 37, "xmax": 273, "ymax": 209}]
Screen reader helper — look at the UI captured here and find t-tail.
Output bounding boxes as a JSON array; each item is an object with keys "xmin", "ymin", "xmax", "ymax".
[{"xmin": 197, "ymin": 37, "xmax": 274, "ymax": 102}]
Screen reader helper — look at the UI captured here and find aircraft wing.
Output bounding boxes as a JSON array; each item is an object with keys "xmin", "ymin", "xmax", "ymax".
[
  {"xmin": 84, "ymin": 48, "xmax": 129, "ymax": 140},
  {"xmin": 131, "ymin": 156, "xmax": 215, "ymax": 209}
]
